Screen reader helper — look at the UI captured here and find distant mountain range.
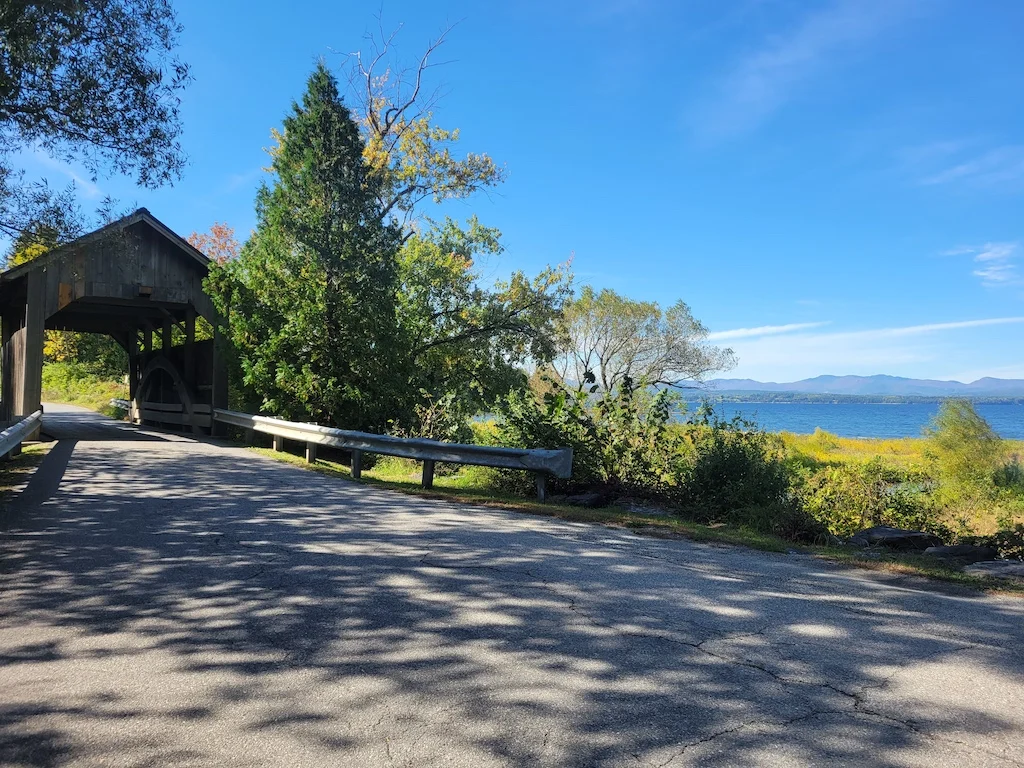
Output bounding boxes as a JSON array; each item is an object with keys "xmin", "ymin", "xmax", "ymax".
[{"xmin": 707, "ymin": 374, "xmax": 1024, "ymax": 397}]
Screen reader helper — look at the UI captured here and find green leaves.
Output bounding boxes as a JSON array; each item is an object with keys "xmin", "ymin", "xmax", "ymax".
[
  {"xmin": 207, "ymin": 64, "xmax": 405, "ymax": 431},
  {"xmin": 558, "ymin": 286, "xmax": 736, "ymax": 391},
  {"xmin": 208, "ymin": 61, "xmax": 572, "ymax": 437},
  {"xmin": 397, "ymin": 217, "xmax": 572, "ymax": 433}
]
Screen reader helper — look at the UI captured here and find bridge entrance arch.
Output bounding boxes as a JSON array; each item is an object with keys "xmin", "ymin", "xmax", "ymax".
[{"xmin": 0, "ymin": 208, "xmax": 228, "ymax": 437}]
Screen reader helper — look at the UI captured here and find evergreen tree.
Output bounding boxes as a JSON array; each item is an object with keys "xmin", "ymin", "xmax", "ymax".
[{"xmin": 209, "ymin": 63, "xmax": 404, "ymax": 429}]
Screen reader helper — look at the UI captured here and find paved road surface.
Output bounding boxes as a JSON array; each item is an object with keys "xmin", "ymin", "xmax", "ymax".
[{"xmin": 1, "ymin": 403, "xmax": 1022, "ymax": 766}]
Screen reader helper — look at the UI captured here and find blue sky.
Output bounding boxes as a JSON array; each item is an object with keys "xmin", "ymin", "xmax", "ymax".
[{"xmin": 16, "ymin": 0, "xmax": 1024, "ymax": 382}]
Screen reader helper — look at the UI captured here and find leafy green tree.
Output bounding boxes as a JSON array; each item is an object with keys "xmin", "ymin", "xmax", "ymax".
[
  {"xmin": 556, "ymin": 286, "xmax": 735, "ymax": 391},
  {"xmin": 0, "ymin": 0, "xmax": 189, "ymax": 240},
  {"xmin": 4, "ymin": 222, "xmax": 62, "ymax": 266},
  {"xmin": 349, "ymin": 24, "xmax": 505, "ymax": 230},
  {"xmin": 925, "ymin": 399, "xmax": 1005, "ymax": 491},
  {"xmin": 397, "ymin": 217, "xmax": 572, "ymax": 436},
  {"xmin": 207, "ymin": 63, "xmax": 403, "ymax": 430}
]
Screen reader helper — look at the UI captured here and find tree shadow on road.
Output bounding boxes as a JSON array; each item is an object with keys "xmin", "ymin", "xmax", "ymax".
[{"xmin": 0, "ymin": 436, "xmax": 1022, "ymax": 766}]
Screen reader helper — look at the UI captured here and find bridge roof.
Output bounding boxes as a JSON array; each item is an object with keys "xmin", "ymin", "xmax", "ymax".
[{"xmin": 0, "ymin": 208, "xmax": 210, "ymax": 283}]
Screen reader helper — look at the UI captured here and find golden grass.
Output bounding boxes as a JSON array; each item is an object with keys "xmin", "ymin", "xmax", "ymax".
[
  {"xmin": 782, "ymin": 429, "xmax": 930, "ymax": 469},
  {"xmin": 782, "ymin": 428, "xmax": 1024, "ymax": 470}
]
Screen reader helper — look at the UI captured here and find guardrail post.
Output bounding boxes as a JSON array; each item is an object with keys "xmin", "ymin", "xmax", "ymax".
[
  {"xmin": 350, "ymin": 450, "xmax": 362, "ymax": 480},
  {"xmin": 422, "ymin": 459, "xmax": 435, "ymax": 489},
  {"xmin": 535, "ymin": 472, "xmax": 548, "ymax": 502},
  {"xmin": 305, "ymin": 441, "xmax": 317, "ymax": 464},
  {"xmin": 243, "ymin": 427, "xmax": 254, "ymax": 445},
  {"xmin": 273, "ymin": 435, "xmax": 284, "ymax": 452}
]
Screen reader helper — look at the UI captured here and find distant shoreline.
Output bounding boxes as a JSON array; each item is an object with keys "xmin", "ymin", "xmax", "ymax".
[{"xmin": 692, "ymin": 392, "xmax": 1024, "ymax": 405}]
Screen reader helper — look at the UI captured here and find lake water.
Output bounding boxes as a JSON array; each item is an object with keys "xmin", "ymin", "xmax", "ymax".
[{"xmin": 684, "ymin": 401, "xmax": 1024, "ymax": 440}]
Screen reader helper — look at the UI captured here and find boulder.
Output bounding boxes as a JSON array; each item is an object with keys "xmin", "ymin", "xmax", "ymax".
[
  {"xmin": 553, "ymin": 492, "xmax": 607, "ymax": 508},
  {"xmin": 922, "ymin": 544, "xmax": 1000, "ymax": 564},
  {"xmin": 964, "ymin": 560, "xmax": 1024, "ymax": 581},
  {"xmin": 848, "ymin": 526, "xmax": 943, "ymax": 551}
]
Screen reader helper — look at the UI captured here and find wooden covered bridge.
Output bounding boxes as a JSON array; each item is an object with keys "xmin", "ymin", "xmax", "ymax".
[
  {"xmin": 0, "ymin": 209, "xmax": 571, "ymax": 496},
  {"xmin": 0, "ymin": 208, "xmax": 228, "ymax": 437}
]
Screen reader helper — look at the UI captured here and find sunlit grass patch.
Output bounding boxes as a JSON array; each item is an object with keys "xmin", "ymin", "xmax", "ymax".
[{"xmin": 0, "ymin": 442, "xmax": 52, "ymax": 504}]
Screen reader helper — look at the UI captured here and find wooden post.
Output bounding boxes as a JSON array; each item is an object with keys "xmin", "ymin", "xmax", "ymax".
[
  {"xmin": 183, "ymin": 305, "xmax": 196, "ymax": 387},
  {"xmin": 351, "ymin": 450, "xmax": 362, "ymax": 480},
  {"xmin": 273, "ymin": 435, "xmax": 284, "ymax": 452},
  {"xmin": 535, "ymin": 473, "xmax": 548, "ymax": 503},
  {"xmin": 143, "ymin": 326, "xmax": 153, "ymax": 354},
  {"xmin": 305, "ymin": 441, "xmax": 317, "ymax": 464},
  {"xmin": 1, "ymin": 299, "xmax": 21, "ymax": 424},
  {"xmin": 243, "ymin": 427, "xmax": 254, "ymax": 445},
  {"xmin": 421, "ymin": 459, "xmax": 435, "ymax": 489},
  {"xmin": 128, "ymin": 327, "xmax": 139, "ymax": 424},
  {"xmin": 21, "ymin": 270, "xmax": 45, "ymax": 439}
]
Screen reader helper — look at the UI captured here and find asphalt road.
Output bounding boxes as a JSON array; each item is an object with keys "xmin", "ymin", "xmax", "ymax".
[{"xmin": 0, "ymin": 403, "xmax": 1022, "ymax": 767}]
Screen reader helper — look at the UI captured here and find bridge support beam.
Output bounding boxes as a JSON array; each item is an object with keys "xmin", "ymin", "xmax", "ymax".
[{"xmin": 1, "ymin": 271, "xmax": 45, "ymax": 439}]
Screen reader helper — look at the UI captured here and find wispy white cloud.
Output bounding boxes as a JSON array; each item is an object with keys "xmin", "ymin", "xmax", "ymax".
[
  {"xmin": 695, "ymin": 0, "xmax": 921, "ymax": 139},
  {"xmin": 851, "ymin": 316, "xmax": 1024, "ymax": 337},
  {"xmin": 707, "ymin": 322, "xmax": 829, "ymax": 341},
  {"xmin": 222, "ymin": 167, "xmax": 265, "ymax": 193},
  {"xmin": 920, "ymin": 145, "xmax": 1024, "ymax": 189},
  {"xmin": 32, "ymin": 149, "xmax": 101, "ymax": 199},
  {"xmin": 945, "ymin": 242, "xmax": 1021, "ymax": 287},
  {"xmin": 725, "ymin": 316, "xmax": 1024, "ymax": 380},
  {"xmin": 901, "ymin": 139, "xmax": 1024, "ymax": 190}
]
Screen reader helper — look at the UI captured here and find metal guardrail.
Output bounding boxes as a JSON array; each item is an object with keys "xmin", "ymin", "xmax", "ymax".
[
  {"xmin": 213, "ymin": 408, "xmax": 572, "ymax": 501},
  {"xmin": 111, "ymin": 399, "xmax": 573, "ymax": 500},
  {"xmin": 0, "ymin": 410, "xmax": 43, "ymax": 458}
]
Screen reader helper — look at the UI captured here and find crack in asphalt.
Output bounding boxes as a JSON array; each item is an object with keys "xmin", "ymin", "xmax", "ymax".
[{"xmin": 414, "ymin": 555, "xmax": 1023, "ymax": 766}]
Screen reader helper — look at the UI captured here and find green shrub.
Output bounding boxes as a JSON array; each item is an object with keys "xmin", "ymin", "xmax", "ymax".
[
  {"xmin": 591, "ymin": 378, "xmax": 684, "ymax": 496},
  {"xmin": 674, "ymin": 410, "xmax": 821, "ymax": 540},
  {"xmin": 494, "ymin": 375, "xmax": 687, "ymax": 496},
  {"xmin": 493, "ymin": 381, "xmax": 604, "ymax": 493},
  {"xmin": 994, "ymin": 455, "xmax": 1024, "ymax": 491},
  {"xmin": 797, "ymin": 458, "xmax": 946, "ymax": 539}
]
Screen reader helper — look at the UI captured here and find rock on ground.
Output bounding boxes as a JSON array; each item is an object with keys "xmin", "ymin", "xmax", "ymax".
[{"xmin": 848, "ymin": 525, "xmax": 944, "ymax": 551}]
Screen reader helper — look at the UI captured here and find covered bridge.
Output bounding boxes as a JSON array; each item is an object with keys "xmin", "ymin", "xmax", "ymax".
[{"xmin": 0, "ymin": 209, "xmax": 228, "ymax": 436}]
